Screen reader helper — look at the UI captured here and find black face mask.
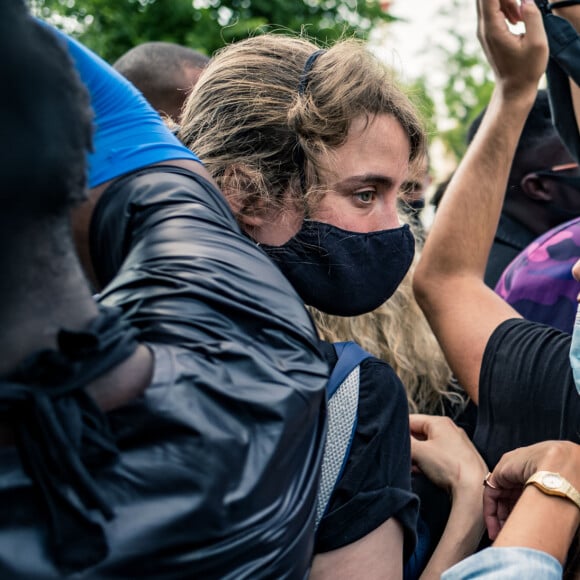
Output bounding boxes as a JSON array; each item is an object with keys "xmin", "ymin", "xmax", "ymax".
[{"xmin": 260, "ymin": 221, "xmax": 415, "ymax": 316}]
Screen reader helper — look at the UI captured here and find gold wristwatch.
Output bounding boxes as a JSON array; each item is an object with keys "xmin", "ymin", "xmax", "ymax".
[{"xmin": 525, "ymin": 471, "xmax": 580, "ymax": 511}]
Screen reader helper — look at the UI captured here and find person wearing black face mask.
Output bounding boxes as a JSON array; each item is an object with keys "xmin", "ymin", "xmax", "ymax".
[
  {"xmin": 177, "ymin": 33, "xmax": 493, "ymax": 579},
  {"xmin": 466, "ymin": 89, "xmax": 580, "ymax": 288},
  {"xmin": 261, "ymin": 220, "xmax": 415, "ymax": 316}
]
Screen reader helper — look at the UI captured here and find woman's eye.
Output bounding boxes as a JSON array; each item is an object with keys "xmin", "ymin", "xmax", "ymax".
[{"xmin": 355, "ymin": 190, "xmax": 375, "ymax": 204}]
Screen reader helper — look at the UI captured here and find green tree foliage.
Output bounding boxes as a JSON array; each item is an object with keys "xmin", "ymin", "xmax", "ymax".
[
  {"xmin": 32, "ymin": 0, "xmax": 395, "ymax": 63},
  {"xmin": 438, "ymin": 32, "xmax": 494, "ymax": 161},
  {"xmin": 405, "ymin": 76, "xmax": 437, "ymax": 142},
  {"xmin": 435, "ymin": 1, "xmax": 494, "ymax": 162}
]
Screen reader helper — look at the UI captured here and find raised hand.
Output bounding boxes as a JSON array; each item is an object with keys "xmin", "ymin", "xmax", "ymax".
[{"xmin": 478, "ymin": 0, "xmax": 548, "ymax": 97}]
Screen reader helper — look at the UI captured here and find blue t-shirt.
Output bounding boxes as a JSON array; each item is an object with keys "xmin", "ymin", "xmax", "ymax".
[{"xmin": 41, "ymin": 21, "xmax": 200, "ymax": 187}]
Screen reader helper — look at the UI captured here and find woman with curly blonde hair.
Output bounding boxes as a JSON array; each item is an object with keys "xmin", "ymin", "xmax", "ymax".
[
  {"xmin": 179, "ymin": 33, "xmax": 485, "ymax": 579},
  {"xmin": 309, "ymin": 250, "xmax": 467, "ymax": 417}
]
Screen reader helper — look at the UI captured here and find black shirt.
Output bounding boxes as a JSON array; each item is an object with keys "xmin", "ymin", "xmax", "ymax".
[
  {"xmin": 316, "ymin": 342, "xmax": 419, "ymax": 559},
  {"xmin": 485, "ymin": 214, "xmax": 536, "ymax": 288},
  {"xmin": 475, "ymin": 318, "xmax": 580, "ymax": 469}
]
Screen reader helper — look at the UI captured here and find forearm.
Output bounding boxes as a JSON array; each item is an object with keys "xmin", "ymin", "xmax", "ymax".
[
  {"xmin": 493, "ymin": 442, "xmax": 580, "ymax": 564},
  {"xmin": 417, "ymin": 88, "xmax": 535, "ymax": 284},
  {"xmin": 420, "ymin": 490, "xmax": 485, "ymax": 579},
  {"xmin": 493, "ymin": 486, "xmax": 579, "ymax": 564},
  {"xmin": 412, "ymin": 89, "xmax": 533, "ymax": 400}
]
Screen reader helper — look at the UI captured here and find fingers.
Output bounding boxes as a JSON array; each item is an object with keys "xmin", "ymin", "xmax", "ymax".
[
  {"xmin": 520, "ymin": 0, "xmax": 548, "ymax": 47},
  {"xmin": 409, "ymin": 413, "xmax": 431, "ymax": 438},
  {"xmin": 477, "ymin": 0, "xmax": 548, "ymax": 89},
  {"xmin": 410, "ymin": 431, "xmax": 426, "ymax": 462},
  {"xmin": 483, "ymin": 486, "xmax": 522, "ymax": 540},
  {"xmin": 409, "ymin": 413, "xmax": 457, "ymax": 434},
  {"xmin": 483, "ymin": 487, "xmax": 501, "ymax": 540},
  {"xmin": 490, "ymin": 445, "xmax": 536, "ymax": 488},
  {"xmin": 500, "ymin": 0, "xmax": 523, "ymax": 24}
]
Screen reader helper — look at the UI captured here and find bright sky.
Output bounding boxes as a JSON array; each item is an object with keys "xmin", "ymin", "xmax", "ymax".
[
  {"xmin": 368, "ymin": 0, "xmax": 481, "ymax": 203},
  {"xmin": 370, "ymin": 0, "xmax": 478, "ymax": 90}
]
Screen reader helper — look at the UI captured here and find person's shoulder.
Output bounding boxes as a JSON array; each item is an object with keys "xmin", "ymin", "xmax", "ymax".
[
  {"xmin": 358, "ymin": 356, "xmax": 410, "ymax": 417},
  {"xmin": 484, "ymin": 318, "xmax": 572, "ymax": 381},
  {"xmin": 488, "ymin": 317, "xmax": 571, "ymax": 351},
  {"xmin": 360, "ymin": 355, "xmax": 405, "ymax": 390},
  {"xmin": 103, "ymin": 163, "xmax": 221, "ymax": 204},
  {"xmin": 97, "ymin": 162, "xmax": 235, "ymax": 234}
]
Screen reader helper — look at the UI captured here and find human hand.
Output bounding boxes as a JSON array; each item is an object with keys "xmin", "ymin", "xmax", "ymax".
[
  {"xmin": 483, "ymin": 440, "xmax": 580, "ymax": 540},
  {"xmin": 410, "ymin": 414, "xmax": 488, "ymax": 499},
  {"xmin": 478, "ymin": 0, "xmax": 548, "ymax": 98}
]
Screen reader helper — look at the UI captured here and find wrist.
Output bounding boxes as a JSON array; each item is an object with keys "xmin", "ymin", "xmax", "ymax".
[
  {"xmin": 533, "ymin": 441, "xmax": 580, "ymax": 489},
  {"xmin": 525, "ymin": 471, "xmax": 580, "ymax": 512},
  {"xmin": 450, "ymin": 477, "xmax": 485, "ymax": 507},
  {"xmin": 492, "ymin": 82, "xmax": 538, "ymax": 111}
]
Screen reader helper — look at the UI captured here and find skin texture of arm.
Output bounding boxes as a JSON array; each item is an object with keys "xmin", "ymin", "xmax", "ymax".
[
  {"xmin": 310, "ymin": 518, "xmax": 404, "ymax": 580},
  {"xmin": 410, "ymin": 415, "xmax": 487, "ymax": 579},
  {"xmin": 413, "ymin": 0, "xmax": 549, "ymax": 403},
  {"xmin": 485, "ymin": 441, "xmax": 580, "ymax": 565}
]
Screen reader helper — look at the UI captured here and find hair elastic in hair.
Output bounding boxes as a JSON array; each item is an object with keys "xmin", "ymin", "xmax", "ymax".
[{"xmin": 297, "ymin": 49, "xmax": 326, "ymax": 96}]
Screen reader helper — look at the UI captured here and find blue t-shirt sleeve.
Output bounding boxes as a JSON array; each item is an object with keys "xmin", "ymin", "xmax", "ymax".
[{"xmin": 39, "ymin": 21, "xmax": 200, "ymax": 187}]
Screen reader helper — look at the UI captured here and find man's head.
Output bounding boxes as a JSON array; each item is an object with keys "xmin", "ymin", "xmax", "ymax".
[
  {"xmin": 468, "ymin": 90, "xmax": 580, "ymax": 234},
  {"xmin": 113, "ymin": 42, "xmax": 209, "ymax": 122},
  {"xmin": 0, "ymin": 0, "xmax": 93, "ymax": 299},
  {"xmin": 1, "ymin": 2, "xmax": 92, "ymax": 220}
]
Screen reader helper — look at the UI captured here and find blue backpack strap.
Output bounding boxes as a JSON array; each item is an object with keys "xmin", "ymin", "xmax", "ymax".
[
  {"xmin": 326, "ymin": 341, "xmax": 374, "ymax": 398},
  {"xmin": 315, "ymin": 341, "xmax": 373, "ymax": 531}
]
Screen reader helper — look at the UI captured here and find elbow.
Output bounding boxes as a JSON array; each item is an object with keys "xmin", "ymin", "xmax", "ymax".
[{"xmin": 411, "ymin": 257, "xmax": 436, "ymax": 313}]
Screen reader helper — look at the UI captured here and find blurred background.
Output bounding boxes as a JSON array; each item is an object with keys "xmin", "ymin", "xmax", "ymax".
[{"xmin": 32, "ymin": 0, "xmax": 491, "ymax": 203}]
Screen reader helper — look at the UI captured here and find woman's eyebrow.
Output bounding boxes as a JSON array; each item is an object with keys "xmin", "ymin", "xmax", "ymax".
[{"xmin": 335, "ymin": 174, "xmax": 395, "ymax": 189}]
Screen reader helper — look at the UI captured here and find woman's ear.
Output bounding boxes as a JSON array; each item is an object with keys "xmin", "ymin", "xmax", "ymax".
[
  {"xmin": 520, "ymin": 173, "xmax": 553, "ymax": 202},
  {"xmin": 222, "ymin": 164, "xmax": 304, "ymax": 244},
  {"xmin": 221, "ymin": 164, "xmax": 269, "ymax": 228}
]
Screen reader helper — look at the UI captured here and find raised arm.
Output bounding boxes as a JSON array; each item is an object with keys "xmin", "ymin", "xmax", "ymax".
[{"xmin": 413, "ymin": 0, "xmax": 548, "ymax": 402}]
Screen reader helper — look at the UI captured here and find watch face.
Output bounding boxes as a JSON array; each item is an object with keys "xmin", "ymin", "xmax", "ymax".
[{"xmin": 542, "ymin": 473, "xmax": 563, "ymax": 489}]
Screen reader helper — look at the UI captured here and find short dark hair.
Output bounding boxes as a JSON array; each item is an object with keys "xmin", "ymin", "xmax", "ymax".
[
  {"xmin": 0, "ymin": 1, "xmax": 93, "ymax": 216},
  {"xmin": 113, "ymin": 42, "xmax": 209, "ymax": 113},
  {"xmin": 467, "ymin": 90, "xmax": 555, "ymax": 187}
]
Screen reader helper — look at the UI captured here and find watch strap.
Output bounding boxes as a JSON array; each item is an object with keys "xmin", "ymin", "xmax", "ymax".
[{"xmin": 525, "ymin": 470, "xmax": 580, "ymax": 511}]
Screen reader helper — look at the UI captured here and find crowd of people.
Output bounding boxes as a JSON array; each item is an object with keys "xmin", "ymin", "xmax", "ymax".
[{"xmin": 1, "ymin": 0, "xmax": 580, "ymax": 577}]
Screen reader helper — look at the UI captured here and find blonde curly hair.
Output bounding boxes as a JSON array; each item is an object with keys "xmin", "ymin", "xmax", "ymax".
[{"xmin": 309, "ymin": 245, "xmax": 466, "ymax": 415}]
